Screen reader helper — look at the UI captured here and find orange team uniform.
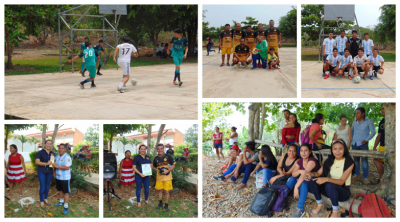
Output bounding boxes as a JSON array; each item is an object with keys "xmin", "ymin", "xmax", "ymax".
[
  {"xmin": 244, "ymin": 32, "xmax": 256, "ymax": 54},
  {"xmin": 232, "ymin": 30, "xmax": 244, "ymax": 53},
  {"xmin": 255, "ymin": 30, "xmax": 267, "ymax": 41},
  {"xmin": 220, "ymin": 30, "xmax": 233, "ymax": 55},
  {"xmin": 234, "ymin": 44, "xmax": 250, "ymax": 63},
  {"xmin": 265, "ymin": 27, "xmax": 281, "ymax": 53}
]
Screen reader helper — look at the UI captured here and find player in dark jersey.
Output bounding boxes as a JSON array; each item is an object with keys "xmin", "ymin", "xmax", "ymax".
[
  {"xmin": 219, "ymin": 24, "xmax": 233, "ymax": 67},
  {"xmin": 244, "ymin": 26, "xmax": 256, "ymax": 61},
  {"xmin": 152, "ymin": 144, "xmax": 176, "ymax": 212},
  {"xmin": 265, "ymin": 20, "xmax": 282, "ymax": 68},
  {"xmin": 80, "ymin": 37, "xmax": 89, "ymax": 77},
  {"xmin": 347, "ymin": 30, "xmax": 361, "ymax": 58},
  {"xmin": 232, "ymin": 38, "xmax": 252, "ymax": 67},
  {"xmin": 93, "ymin": 40, "xmax": 105, "ymax": 76}
]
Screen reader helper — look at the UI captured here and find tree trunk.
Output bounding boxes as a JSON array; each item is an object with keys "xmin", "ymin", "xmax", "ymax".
[
  {"xmin": 260, "ymin": 103, "xmax": 266, "ymax": 140},
  {"xmin": 254, "ymin": 105, "xmax": 260, "ymax": 141},
  {"xmin": 147, "ymin": 124, "xmax": 152, "ymax": 156},
  {"xmin": 51, "ymin": 124, "xmax": 59, "ymax": 149},
  {"xmin": 376, "ymin": 103, "xmax": 396, "ymax": 198},
  {"xmin": 42, "ymin": 124, "xmax": 47, "ymax": 150},
  {"xmin": 152, "ymin": 124, "xmax": 166, "ymax": 161},
  {"xmin": 5, "ymin": 25, "xmax": 13, "ymax": 69},
  {"xmin": 248, "ymin": 103, "xmax": 261, "ymax": 141},
  {"xmin": 109, "ymin": 131, "xmax": 114, "ymax": 152},
  {"xmin": 5, "ymin": 125, "xmax": 10, "ymax": 153}
]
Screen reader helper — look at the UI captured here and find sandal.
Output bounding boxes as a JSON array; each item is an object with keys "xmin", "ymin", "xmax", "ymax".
[
  {"xmin": 40, "ymin": 202, "xmax": 45, "ymax": 209},
  {"xmin": 144, "ymin": 200, "xmax": 151, "ymax": 206},
  {"xmin": 311, "ymin": 203, "xmax": 324, "ymax": 216},
  {"xmin": 137, "ymin": 202, "xmax": 142, "ymax": 208},
  {"xmin": 44, "ymin": 200, "xmax": 51, "ymax": 205},
  {"xmin": 331, "ymin": 209, "xmax": 341, "ymax": 217},
  {"xmin": 220, "ymin": 63, "xmax": 225, "ymax": 67}
]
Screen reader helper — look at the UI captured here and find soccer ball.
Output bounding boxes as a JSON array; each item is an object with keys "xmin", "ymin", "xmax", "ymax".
[
  {"xmin": 252, "ymin": 48, "xmax": 257, "ymax": 54},
  {"xmin": 354, "ymin": 76, "xmax": 360, "ymax": 84},
  {"xmin": 131, "ymin": 78, "xmax": 138, "ymax": 86}
]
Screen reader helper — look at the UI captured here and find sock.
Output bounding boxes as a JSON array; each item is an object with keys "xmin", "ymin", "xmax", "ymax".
[
  {"xmin": 165, "ymin": 202, "xmax": 169, "ymax": 205},
  {"xmin": 81, "ymin": 63, "xmax": 85, "ymax": 71},
  {"xmin": 348, "ymin": 68, "xmax": 353, "ymax": 75},
  {"xmin": 174, "ymin": 71, "xmax": 177, "ymax": 81},
  {"xmin": 64, "ymin": 203, "xmax": 69, "ymax": 208},
  {"xmin": 369, "ymin": 68, "xmax": 373, "ymax": 76},
  {"xmin": 325, "ymin": 71, "xmax": 329, "ymax": 75},
  {"xmin": 82, "ymin": 68, "xmax": 87, "ymax": 73},
  {"xmin": 97, "ymin": 64, "xmax": 102, "ymax": 73},
  {"xmin": 91, "ymin": 80, "xmax": 94, "ymax": 85},
  {"xmin": 119, "ymin": 82, "xmax": 124, "ymax": 88},
  {"xmin": 80, "ymin": 79, "xmax": 89, "ymax": 85},
  {"xmin": 60, "ymin": 198, "xmax": 64, "ymax": 203},
  {"xmin": 177, "ymin": 70, "xmax": 181, "ymax": 82}
]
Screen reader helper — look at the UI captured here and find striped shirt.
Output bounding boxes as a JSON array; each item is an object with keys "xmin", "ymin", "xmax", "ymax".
[
  {"xmin": 335, "ymin": 36, "xmax": 348, "ymax": 53},
  {"xmin": 55, "ymin": 153, "xmax": 72, "ymax": 180},
  {"xmin": 368, "ymin": 55, "xmax": 384, "ymax": 67},
  {"xmin": 339, "ymin": 55, "xmax": 353, "ymax": 69},
  {"xmin": 326, "ymin": 54, "xmax": 341, "ymax": 67},
  {"xmin": 362, "ymin": 39, "xmax": 374, "ymax": 55},
  {"xmin": 323, "ymin": 38, "xmax": 335, "ymax": 55}
]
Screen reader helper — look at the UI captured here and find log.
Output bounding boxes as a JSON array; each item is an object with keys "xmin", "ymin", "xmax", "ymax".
[
  {"xmin": 255, "ymin": 139, "xmax": 282, "ymax": 148},
  {"xmin": 307, "ymin": 193, "xmax": 361, "ymax": 214},
  {"xmin": 314, "ymin": 149, "xmax": 385, "ymax": 159}
]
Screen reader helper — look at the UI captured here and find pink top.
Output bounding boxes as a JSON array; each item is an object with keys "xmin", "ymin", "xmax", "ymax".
[
  {"xmin": 213, "ymin": 132, "xmax": 223, "ymax": 144},
  {"xmin": 310, "ymin": 123, "xmax": 321, "ymax": 145},
  {"xmin": 282, "ymin": 126, "xmax": 301, "ymax": 145}
]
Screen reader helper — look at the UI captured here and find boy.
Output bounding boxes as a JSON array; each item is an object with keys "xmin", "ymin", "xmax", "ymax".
[
  {"xmin": 167, "ymin": 28, "xmax": 188, "ymax": 86},
  {"xmin": 322, "ymin": 31, "xmax": 336, "ymax": 76},
  {"xmin": 80, "ymin": 37, "xmax": 89, "ymax": 77},
  {"xmin": 335, "ymin": 30, "xmax": 347, "ymax": 56},
  {"xmin": 353, "ymin": 48, "xmax": 370, "ymax": 79},
  {"xmin": 362, "ymin": 33, "xmax": 374, "ymax": 57},
  {"xmin": 93, "ymin": 40, "xmax": 105, "ymax": 75},
  {"xmin": 368, "ymin": 49, "xmax": 385, "ymax": 78},
  {"xmin": 251, "ymin": 36, "xmax": 268, "ymax": 69},
  {"xmin": 337, "ymin": 48, "xmax": 354, "ymax": 79},
  {"xmin": 323, "ymin": 48, "xmax": 341, "ymax": 79},
  {"xmin": 113, "ymin": 36, "xmax": 139, "ymax": 93},
  {"xmin": 267, "ymin": 47, "xmax": 280, "ymax": 69},
  {"xmin": 67, "ymin": 42, "xmax": 99, "ymax": 89},
  {"xmin": 347, "ymin": 30, "xmax": 361, "ymax": 58}
]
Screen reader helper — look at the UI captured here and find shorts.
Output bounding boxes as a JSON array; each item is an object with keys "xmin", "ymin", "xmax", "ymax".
[
  {"xmin": 173, "ymin": 57, "xmax": 183, "ymax": 66},
  {"xmin": 87, "ymin": 66, "xmax": 97, "ymax": 78},
  {"xmin": 357, "ymin": 67, "xmax": 364, "ymax": 73},
  {"xmin": 268, "ymin": 60, "xmax": 276, "ymax": 65},
  {"xmin": 340, "ymin": 67, "xmax": 350, "ymax": 72},
  {"xmin": 268, "ymin": 46, "xmax": 278, "ymax": 53},
  {"xmin": 377, "ymin": 145, "xmax": 385, "ymax": 162},
  {"xmin": 373, "ymin": 66, "xmax": 382, "ymax": 71},
  {"xmin": 155, "ymin": 180, "xmax": 173, "ymax": 191},
  {"xmin": 118, "ymin": 62, "xmax": 130, "ymax": 75},
  {"xmin": 214, "ymin": 143, "xmax": 223, "ymax": 149},
  {"xmin": 56, "ymin": 179, "xmax": 70, "ymax": 194},
  {"xmin": 221, "ymin": 47, "xmax": 232, "ymax": 55},
  {"xmin": 232, "ymin": 55, "xmax": 248, "ymax": 64},
  {"xmin": 328, "ymin": 65, "xmax": 337, "ymax": 72}
]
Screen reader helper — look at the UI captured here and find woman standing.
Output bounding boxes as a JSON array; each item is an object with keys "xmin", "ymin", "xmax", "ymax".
[
  {"xmin": 282, "ymin": 113, "xmax": 301, "ymax": 155},
  {"xmin": 333, "ymin": 115, "xmax": 352, "ymax": 147},
  {"xmin": 309, "ymin": 113, "xmax": 325, "ymax": 150},
  {"xmin": 133, "ymin": 145, "xmax": 152, "ymax": 208},
  {"xmin": 35, "ymin": 140, "xmax": 55, "ymax": 209},
  {"xmin": 213, "ymin": 127, "xmax": 224, "ymax": 163},
  {"xmin": 306, "ymin": 139, "xmax": 355, "ymax": 217},
  {"xmin": 118, "ymin": 150, "xmax": 135, "ymax": 199},
  {"xmin": 206, "ymin": 37, "xmax": 215, "ymax": 56},
  {"xmin": 250, "ymin": 145, "xmax": 278, "ymax": 187},
  {"xmin": 7, "ymin": 144, "xmax": 27, "ymax": 197},
  {"xmin": 182, "ymin": 147, "xmax": 191, "ymax": 159},
  {"xmin": 269, "ymin": 144, "xmax": 299, "ymax": 185},
  {"xmin": 226, "ymin": 126, "xmax": 239, "ymax": 149}
]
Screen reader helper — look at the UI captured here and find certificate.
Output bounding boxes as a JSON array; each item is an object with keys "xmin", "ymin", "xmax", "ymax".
[{"xmin": 142, "ymin": 164, "xmax": 152, "ymax": 176}]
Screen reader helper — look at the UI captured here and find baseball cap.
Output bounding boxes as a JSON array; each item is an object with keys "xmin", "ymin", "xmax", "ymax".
[{"xmin": 230, "ymin": 145, "xmax": 239, "ymax": 150}]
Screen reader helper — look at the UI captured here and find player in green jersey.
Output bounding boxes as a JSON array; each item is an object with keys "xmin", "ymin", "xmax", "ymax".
[
  {"xmin": 68, "ymin": 42, "xmax": 100, "ymax": 89},
  {"xmin": 167, "ymin": 28, "xmax": 188, "ymax": 86}
]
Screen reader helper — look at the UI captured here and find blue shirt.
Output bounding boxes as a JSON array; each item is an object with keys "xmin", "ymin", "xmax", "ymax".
[
  {"xmin": 351, "ymin": 117, "xmax": 376, "ymax": 146},
  {"xmin": 362, "ymin": 39, "xmax": 374, "ymax": 55},
  {"xmin": 335, "ymin": 36, "xmax": 347, "ymax": 53},
  {"xmin": 55, "ymin": 153, "xmax": 72, "ymax": 180},
  {"xmin": 36, "ymin": 149, "xmax": 55, "ymax": 174},
  {"xmin": 133, "ymin": 154, "xmax": 151, "ymax": 174},
  {"xmin": 323, "ymin": 38, "xmax": 335, "ymax": 55},
  {"xmin": 170, "ymin": 37, "xmax": 188, "ymax": 58}
]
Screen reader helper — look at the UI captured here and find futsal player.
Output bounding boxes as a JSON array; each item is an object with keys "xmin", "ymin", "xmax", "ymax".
[{"xmin": 167, "ymin": 28, "xmax": 188, "ymax": 86}]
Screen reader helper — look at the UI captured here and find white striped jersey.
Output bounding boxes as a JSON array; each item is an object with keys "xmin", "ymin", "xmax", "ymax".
[
  {"xmin": 339, "ymin": 55, "xmax": 353, "ymax": 69},
  {"xmin": 323, "ymin": 38, "xmax": 335, "ymax": 55},
  {"xmin": 117, "ymin": 43, "xmax": 137, "ymax": 63},
  {"xmin": 326, "ymin": 54, "xmax": 341, "ymax": 67},
  {"xmin": 353, "ymin": 54, "xmax": 369, "ymax": 67},
  {"xmin": 368, "ymin": 55, "xmax": 384, "ymax": 67},
  {"xmin": 335, "ymin": 36, "xmax": 348, "ymax": 52},
  {"xmin": 55, "ymin": 153, "xmax": 72, "ymax": 180},
  {"xmin": 362, "ymin": 39, "xmax": 374, "ymax": 55}
]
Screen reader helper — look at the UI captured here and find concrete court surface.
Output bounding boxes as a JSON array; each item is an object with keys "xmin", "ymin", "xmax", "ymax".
[
  {"xmin": 202, "ymin": 47, "xmax": 297, "ymax": 98},
  {"xmin": 5, "ymin": 63, "xmax": 198, "ymax": 120},
  {"xmin": 301, "ymin": 61, "xmax": 396, "ymax": 98}
]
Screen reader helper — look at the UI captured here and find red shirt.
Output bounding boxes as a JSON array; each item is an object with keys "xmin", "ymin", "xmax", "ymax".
[
  {"xmin": 282, "ymin": 126, "xmax": 301, "ymax": 145},
  {"xmin": 183, "ymin": 151, "xmax": 190, "ymax": 157},
  {"xmin": 213, "ymin": 132, "xmax": 223, "ymax": 144}
]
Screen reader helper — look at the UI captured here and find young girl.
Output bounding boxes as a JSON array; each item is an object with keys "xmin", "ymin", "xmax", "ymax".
[
  {"xmin": 286, "ymin": 143, "xmax": 321, "ymax": 218},
  {"xmin": 306, "ymin": 139, "xmax": 355, "ymax": 217},
  {"xmin": 282, "ymin": 113, "xmax": 301, "ymax": 155},
  {"xmin": 250, "ymin": 145, "xmax": 277, "ymax": 187},
  {"xmin": 269, "ymin": 144, "xmax": 299, "ymax": 185},
  {"xmin": 7, "ymin": 144, "xmax": 27, "ymax": 197},
  {"xmin": 118, "ymin": 150, "xmax": 135, "ymax": 199}
]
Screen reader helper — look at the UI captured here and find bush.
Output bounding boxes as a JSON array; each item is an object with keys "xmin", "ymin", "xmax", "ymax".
[
  {"xmin": 29, "ymin": 151, "xmax": 39, "ymax": 171},
  {"xmin": 189, "ymin": 153, "xmax": 198, "ymax": 162}
]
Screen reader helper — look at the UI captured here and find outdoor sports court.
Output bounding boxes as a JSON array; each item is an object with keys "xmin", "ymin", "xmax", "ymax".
[
  {"xmin": 202, "ymin": 47, "xmax": 297, "ymax": 98},
  {"xmin": 301, "ymin": 61, "xmax": 396, "ymax": 98},
  {"xmin": 5, "ymin": 63, "xmax": 198, "ymax": 120}
]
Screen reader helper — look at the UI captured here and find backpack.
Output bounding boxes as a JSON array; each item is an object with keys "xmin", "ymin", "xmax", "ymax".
[
  {"xmin": 300, "ymin": 125, "xmax": 311, "ymax": 144},
  {"xmin": 349, "ymin": 193, "xmax": 391, "ymax": 218},
  {"xmin": 249, "ymin": 186, "xmax": 277, "ymax": 217},
  {"xmin": 271, "ymin": 185, "xmax": 290, "ymax": 212}
]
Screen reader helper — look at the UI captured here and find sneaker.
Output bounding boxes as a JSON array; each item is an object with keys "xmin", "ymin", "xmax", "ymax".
[
  {"xmin": 332, "ymin": 72, "xmax": 336, "ymax": 77},
  {"xmin": 237, "ymin": 63, "xmax": 240, "ymax": 69},
  {"xmin": 324, "ymin": 74, "xmax": 329, "ymax": 79},
  {"xmin": 91, "ymin": 83, "xmax": 96, "ymax": 88},
  {"xmin": 55, "ymin": 202, "xmax": 64, "ymax": 207},
  {"xmin": 374, "ymin": 70, "xmax": 378, "ymax": 77},
  {"xmin": 118, "ymin": 87, "xmax": 124, "ymax": 93},
  {"xmin": 292, "ymin": 208, "xmax": 305, "ymax": 218},
  {"xmin": 273, "ymin": 65, "xmax": 278, "ymax": 69},
  {"xmin": 348, "ymin": 75, "xmax": 352, "ymax": 80},
  {"xmin": 251, "ymin": 67, "xmax": 257, "ymax": 70},
  {"xmin": 164, "ymin": 203, "xmax": 169, "ymax": 212},
  {"xmin": 97, "ymin": 72, "xmax": 103, "ymax": 76},
  {"xmin": 220, "ymin": 63, "xmax": 225, "ymax": 67},
  {"xmin": 63, "ymin": 207, "xmax": 69, "ymax": 215},
  {"xmin": 157, "ymin": 201, "xmax": 163, "ymax": 210},
  {"xmin": 342, "ymin": 74, "xmax": 346, "ymax": 78},
  {"xmin": 219, "ymin": 164, "xmax": 227, "ymax": 169},
  {"xmin": 131, "ymin": 79, "xmax": 137, "ymax": 86},
  {"xmin": 173, "ymin": 81, "xmax": 178, "ymax": 85},
  {"xmin": 244, "ymin": 63, "xmax": 248, "ymax": 68},
  {"xmin": 363, "ymin": 179, "xmax": 370, "ymax": 184},
  {"xmin": 257, "ymin": 62, "xmax": 262, "ymax": 68},
  {"xmin": 227, "ymin": 63, "xmax": 230, "ymax": 66},
  {"xmin": 369, "ymin": 75, "xmax": 373, "ymax": 80},
  {"xmin": 362, "ymin": 75, "xmax": 366, "ymax": 80},
  {"xmin": 78, "ymin": 82, "xmax": 85, "ymax": 89},
  {"xmin": 269, "ymin": 65, "xmax": 271, "ymax": 70},
  {"xmin": 212, "ymin": 175, "xmax": 224, "ymax": 181},
  {"xmin": 277, "ymin": 64, "xmax": 281, "ymax": 69},
  {"xmin": 81, "ymin": 72, "xmax": 85, "ymax": 77},
  {"xmin": 178, "ymin": 82, "xmax": 183, "ymax": 87}
]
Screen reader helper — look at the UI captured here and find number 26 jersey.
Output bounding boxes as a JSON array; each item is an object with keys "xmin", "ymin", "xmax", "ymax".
[{"xmin": 117, "ymin": 43, "xmax": 137, "ymax": 63}]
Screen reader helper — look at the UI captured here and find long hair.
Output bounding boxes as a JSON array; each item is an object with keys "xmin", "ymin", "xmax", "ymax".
[
  {"xmin": 287, "ymin": 144, "xmax": 298, "ymax": 156},
  {"xmin": 312, "ymin": 113, "xmax": 324, "ymax": 124},
  {"xmin": 260, "ymin": 145, "xmax": 277, "ymax": 167},
  {"xmin": 290, "ymin": 113, "xmax": 301, "ymax": 128},
  {"xmin": 324, "ymin": 139, "xmax": 356, "ymax": 176},
  {"xmin": 10, "ymin": 144, "xmax": 18, "ymax": 152},
  {"xmin": 125, "ymin": 150, "xmax": 131, "ymax": 159},
  {"xmin": 299, "ymin": 143, "xmax": 315, "ymax": 159}
]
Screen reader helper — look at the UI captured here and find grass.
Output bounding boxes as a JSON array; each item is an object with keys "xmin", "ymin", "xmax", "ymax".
[
  {"xmin": 301, "ymin": 49, "xmax": 396, "ymax": 62},
  {"xmin": 5, "ymin": 56, "xmax": 198, "ymax": 75}
]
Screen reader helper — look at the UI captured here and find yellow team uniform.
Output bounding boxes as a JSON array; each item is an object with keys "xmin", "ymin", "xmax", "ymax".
[
  {"xmin": 234, "ymin": 44, "xmax": 250, "ymax": 63},
  {"xmin": 255, "ymin": 30, "xmax": 267, "ymax": 41},
  {"xmin": 232, "ymin": 30, "xmax": 243, "ymax": 53},
  {"xmin": 244, "ymin": 32, "xmax": 256, "ymax": 54},
  {"xmin": 266, "ymin": 27, "xmax": 281, "ymax": 53},
  {"xmin": 153, "ymin": 154, "xmax": 175, "ymax": 191},
  {"xmin": 220, "ymin": 30, "xmax": 233, "ymax": 55}
]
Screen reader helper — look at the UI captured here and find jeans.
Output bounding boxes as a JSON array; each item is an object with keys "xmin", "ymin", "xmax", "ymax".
[
  {"xmin": 135, "ymin": 175, "xmax": 150, "ymax": 203},
  {"xmin": 285, "ymin": 176, "xmax": 309, "ymax": 210},
  {"xmin": 207, "ymin": 45, "xmax": 215, "ymax": 55},
  {"xmin": 307, "ymin": 180, "xmax": 351, "ymax": 210},
  {"xmin": 223, "ymin": 164, "xmax": 237, "ymax": 177},
  {"xmin": 252, "ymin": 54, "xmax": 266, "ymax": 68},
  {"xmin": 262, "ymin": 168, "xmax": 276, "ymax": 185},
  {"xmin": 352, "ymin": 143, "xmax": 369, "ymax": 178},
  {"xmin": 231, "ymin": 163, "xmax": 256, "ymax": 185},
  {"xmin": 38, "ymin": 171, "xmax": 52, "ymax": 202}
]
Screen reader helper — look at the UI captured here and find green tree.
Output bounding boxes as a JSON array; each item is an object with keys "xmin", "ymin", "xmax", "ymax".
[
  {"xmin": 15, "ymin": 135, "xmax": 29, "ymax": 152},
  {"xmin": 84, "ymin": 124, "xmax": 99, "ymax": 147},
  {"xmin": 116, "ymin": 136, "xmax": 130, "ymax": 153},
  {"xmin": 185, "ymin": 124, "xmax": 198, "ymax": 147},
  {"xmin": 279, "ymin": 6, "xmax": 297, "ymax": 44},
  {"xmin": 27, "ymin": 136, "xmax": 41, "ymax": 151},
  {"xmin": 374, "ymin": 5, "xmax": 396, "ymax": 44},
  {"xmin": 103, "ymin": 125, "xmax": 141, "ymax": 152},
  {"xmin": 128, "ymin": 138, "xmax": 141, "ymax": 153},
  {"xmin": 4, "ymin": 124, "xmax": 36, "ymax": 152},
  {"xmin": 241, "ymin": 17, "xmax": 259, "ymax": 30}
]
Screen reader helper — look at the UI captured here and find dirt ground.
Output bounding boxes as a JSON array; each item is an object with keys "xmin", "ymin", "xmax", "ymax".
[
  {"xmin": 202, "ymin": 47, "xmax": 297, "ymax": 98},
  {"xmin": 202, "ymin": 154, "xmax": 393, "ymax": 218}
]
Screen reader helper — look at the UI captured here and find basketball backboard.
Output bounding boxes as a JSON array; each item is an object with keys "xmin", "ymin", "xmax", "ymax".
[
  {"xmin": 99, "ymin": 5, "xmax": 127, "ymax": 15},
  {"xmin": 324, "ymin": 5, "xmax": 355, "ymax": 21}
]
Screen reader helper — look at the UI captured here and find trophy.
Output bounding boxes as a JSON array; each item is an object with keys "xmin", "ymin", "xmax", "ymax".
[{"xmin": 49, "ymin": 153, "xmax": 55, "ymax": 168}]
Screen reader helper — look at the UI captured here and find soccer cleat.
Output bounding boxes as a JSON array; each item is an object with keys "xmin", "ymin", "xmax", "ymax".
[
  {"xmin": 157, "ymin": 201, "xmax": 163, "ymax": 210},
  {"xmin": 269, "ymin": 65, "xmax": 272, "ymax": 70},
  {"xmin": 277, "ymin": 64, "xmax": 281, "ymax": 69},
  {"xmin": 164, "ymin": 204, "xmax": 169, "ymax": 212},
  {"xmin": 348, "ymin": 75, "xmax": 352, "ymax": 80},
  {"xmin": 91, "ymin": 83, "xmax": 96, "ymax": 88},
  {"xmin": 118, "ymin": 87, "xmax": 124, "ymax": 93},
  {"xmin": 131, "ymin": 79, "xmax": 137, "ymax": 86},
  {"xmin": 63, "ymin": 207, "xmax": 69, "ymax": 215},
  {"xmin": 227, "ymin": 63, "xmax": 230, "ymax": 66},
  {"xmin": 257, "ymin": 62, "xmax": 262, "ymax": 68},
  {"xmin": 173, "ymin": 81, "xmax": 178, "ymax": 85},
  {"xmin": 219, "ymin": 164, "xmax": 227, "ymax": 169},
  {"xmin": 332, "ymin": 72, "xmax": 336, "ymax": 77},
  {"xmin": 324, "ymin": 74, "xmax": 329, "ymax": 79},
  {"xmin": 55, "ymin": 202, "xmax": 64, "ymax": 207},
  {"xmin": 179, "ymin": 82, "xmax": 183, "ymax": 87},
  {"xmin": 373, "ymin": 70, "xmax": 378, "ymax": 77},
  {"xmin": 369, "ymin": 75, "xmax": 373, "ymax": 80},
  {"xmin": 273, "ymin": 65, "xmax": 278, "ymax": 69},
  {"xmin": 81, "ymin": 72, "xmax": 85, "ymax": 77},
  {"xmin": 212, "ymin": 175, "xmax": 224, "ymax": 181},
  {"xmin": 78, "ymin": 83, "xmax": 85, "ymax": 89},
  {"xmin": 97, "ymin": 72, "xmax": 103, "ymax": 76}
]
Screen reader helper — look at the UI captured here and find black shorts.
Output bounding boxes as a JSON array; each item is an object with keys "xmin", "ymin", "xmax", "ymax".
[
  {"xmin": 341, "ymin": 67, "xmax": 350, "ymax": 72},
  {"xmin": 268, "ymin": 61, "xmax": 276, "ymax": 65},
  {"xmin": 56, "ymin": 179, "xmax": 70, "ymax": 193},
  {"xmin": 373, "ymin": 66, "xmax": 381, "ymax": 71},
  {"xmin": 329, "ymin": 66, "xmax": 337, "ymax": 72},
  {"xmin": 357, "ymin": 67, "xmax": 364, "ymax": 73}
]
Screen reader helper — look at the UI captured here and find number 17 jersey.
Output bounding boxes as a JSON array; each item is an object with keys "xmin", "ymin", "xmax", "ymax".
[{"xmin": 117, "ymin": 43, "xmax": 138, "ymax": 63}]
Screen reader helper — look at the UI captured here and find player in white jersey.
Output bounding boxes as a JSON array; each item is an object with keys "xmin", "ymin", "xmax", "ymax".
[
  {"xmin": 335, "ymin": 30, "xmax": 348, "ymax": 56},
  {"xmin": 353, "ymin": 48, "xmax": 370, "ymax": 79},
  {"xmin": 338, "ymin": 48, "xmax": 354, "ymax": 79},
  {"xmin": 368, "ymin": 49, "xmax": 385, "ymax": 78},
  {"xmin": 52, "ymin": 144, "xmax": 72, "ymax": 215},
  {"xmin": 362, "ymin": 33, "xmax": 374, "ymax": 57},
  {"xmin": 113, "ymin": 36, "xmax": 139, "ymax": 93},
  {"xmin": 323, "ymin": 48, "xmax": 341, "ymax": 79},
  {"xmin": 322, "ymin": 31, "xmax": 336, "ymax": 76}
]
